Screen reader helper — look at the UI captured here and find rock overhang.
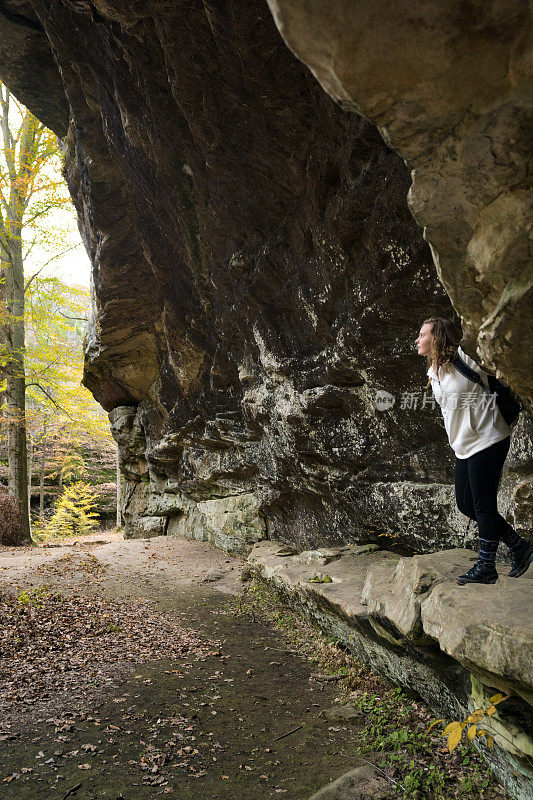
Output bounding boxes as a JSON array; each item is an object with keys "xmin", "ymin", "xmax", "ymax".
[{"xmin": 0, "ymin": 0, "xmax": 531, "ymax": 553}]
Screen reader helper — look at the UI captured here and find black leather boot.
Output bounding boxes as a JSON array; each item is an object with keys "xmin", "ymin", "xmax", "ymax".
[
  {"xmin": 456, "ymin": 561, "xmax": 498, "ymax": 585},
  {"xmin": 508, "ymin": 542, "xmax": 533, "ymax": 578}
]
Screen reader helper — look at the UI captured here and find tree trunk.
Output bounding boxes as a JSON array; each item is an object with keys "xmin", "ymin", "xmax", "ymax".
[
  {"xmin": 39, "ymin": 419, "xmax": 48, "ymax": 522},
  {"xmin": 27, "ymin": 431, "xmax": 33, "ymax": 521},
  {"xmin": 2, "ymin": 234, "xmax": 31, "ymax": 542},
  {"xmin": 1, "ymin": 88, "xmax": 54, "ymax": 545}
]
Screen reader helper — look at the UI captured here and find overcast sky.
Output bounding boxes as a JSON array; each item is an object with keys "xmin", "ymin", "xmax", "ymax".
[{"xmin": 25, "ymin": 194, "xmax": 91, "ymax": 289}]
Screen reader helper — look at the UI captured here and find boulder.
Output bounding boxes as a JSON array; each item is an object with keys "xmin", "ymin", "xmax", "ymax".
[{"xmin": 307, "ymin": 764, "xmax": 389, "ymax": 800}]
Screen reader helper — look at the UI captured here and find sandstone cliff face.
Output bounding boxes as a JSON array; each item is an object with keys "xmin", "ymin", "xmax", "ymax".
[
  {"xmin": 267, "ymin": 0, "xmax": 533, "ymax": 409},
  {"xmin": 0, "ymin": 1, "xmax": 530, "ymax": 552}
]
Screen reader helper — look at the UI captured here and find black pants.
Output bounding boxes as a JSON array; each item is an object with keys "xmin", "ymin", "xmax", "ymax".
[{"xmin": 454, "ymin": 436, "xmax": 512, "ymax": 542}]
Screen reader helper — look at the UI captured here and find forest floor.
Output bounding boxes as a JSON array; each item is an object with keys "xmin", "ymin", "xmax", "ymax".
[{"xmin": 0, "ymin": 532, "xmax": 508, "ymax": 800}]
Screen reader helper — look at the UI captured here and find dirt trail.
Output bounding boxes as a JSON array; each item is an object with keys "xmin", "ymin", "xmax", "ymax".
[{"xmin": 0, "ymin": 534, "xmax": 378, "ymax": 800}]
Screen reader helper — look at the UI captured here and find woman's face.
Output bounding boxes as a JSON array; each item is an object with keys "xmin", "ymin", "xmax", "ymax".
[{"xmin": 415, "ymin": 323, "xmax": 433, "ymax": 357}]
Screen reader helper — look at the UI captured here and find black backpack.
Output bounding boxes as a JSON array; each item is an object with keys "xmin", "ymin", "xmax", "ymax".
[{"xmin": 454, "ymin": 355, "xmax": 521, "ymax": 427}]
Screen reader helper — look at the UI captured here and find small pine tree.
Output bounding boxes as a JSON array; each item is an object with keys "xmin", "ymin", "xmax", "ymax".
[{"xmin": 46, "ymin": 481, "xmax": 99, "ymax": 537}]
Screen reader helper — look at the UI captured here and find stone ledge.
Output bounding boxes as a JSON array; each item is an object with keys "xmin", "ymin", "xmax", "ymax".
[{"xmin": 248, "ymin": 541, "xmax": 533, "ymax": 800}]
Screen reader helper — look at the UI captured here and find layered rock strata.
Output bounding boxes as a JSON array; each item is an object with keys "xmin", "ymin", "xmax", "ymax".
[
  {"xmin": 249, "ymin": 540, "xmax": 533, "ymax": 800},
  {"xmin": 110, "ymin": 403, "xmax": 532, "ymax": 562}
]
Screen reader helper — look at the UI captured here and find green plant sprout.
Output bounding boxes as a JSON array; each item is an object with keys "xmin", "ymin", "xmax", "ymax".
[{"xmin": 427, "ymin": 692, "xmax": 509, "ymax": 752}]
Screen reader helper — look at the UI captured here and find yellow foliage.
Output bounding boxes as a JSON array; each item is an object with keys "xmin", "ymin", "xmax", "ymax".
[
  {"xmin": 46, "ymin": 481, "xmax": 99, "ymax": 538},
  {"xmin": 465, "ymin": 709, "xmax": 485, "ymax": 724},
  {"xmin": 426, "ymin": 718, "xmax": 445, "ymax": 734},
  {"xmin": 447, "ymin": 723, "xmax": 465, "ymax": 753},
  {"xmin": 24, "ymin": 276, "xmax": 116, "ymax": 465},
  {"xmin": 488, "ymin": 693, "xmax": 507, "ymax": 705},
  {"xmin": 442, "ymin": 721, "xmax": 461, "ymax": 736},
  {"xmin": 429, "ymin": 693, "xmax": 510, "ymax": 756}
]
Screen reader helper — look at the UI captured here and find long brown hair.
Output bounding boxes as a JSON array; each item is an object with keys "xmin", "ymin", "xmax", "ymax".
[{"xmin": 423, "ymin": 317, "xmax": 461, "ymax": 388}]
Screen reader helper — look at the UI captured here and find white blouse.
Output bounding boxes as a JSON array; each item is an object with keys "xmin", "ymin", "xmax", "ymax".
[{"xmin": 427, "ymin": 346, "xmax": 512, "ymax": 459}]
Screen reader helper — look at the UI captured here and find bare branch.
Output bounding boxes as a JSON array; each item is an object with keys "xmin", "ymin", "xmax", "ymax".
[
  {"xmin": 12, "ymin": 111, "xmax": 39, "ymax": 212},
  {"xmin": 22, "ymin": 239, "xmax": 36, "ymax": 261},
  {"xmin": 24, "ymin": 246, "xmax": 77, "ymax": 294},
  {"xmin": 23, "ymin": 266, "xmax": 45, "ymax": 295},
  {"xmin": 18, "ymin": 197, "xmax": 68, "ymax": 227},
  {"xmin": 58, "ymin": 311, "xmax": 88, "ymax": 322},
  {"xmin": 0, "ymin": 234, "xmax": 14, "ymax": 262},
  {"xmin": 0, "ymin": 177, "xmax": 9, "ymax": 216},
  {"xmin": 25, "ymin": 382, "xmax": 75, "ymax": 419},
  {"xmin": 0, "ymin": 86, "xmax": 16, "ymax": 183},
  {"xmin": 28, "ymin": 356, "xmax": 65, "ymax": 378}
]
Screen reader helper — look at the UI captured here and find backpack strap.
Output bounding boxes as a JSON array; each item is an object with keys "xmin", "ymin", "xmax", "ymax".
[{"xmin": 453, "ymin": 356, "xmax": 491, "ymax": 394}]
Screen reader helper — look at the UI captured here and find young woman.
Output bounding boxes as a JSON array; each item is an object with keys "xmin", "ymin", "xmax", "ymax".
[{"xmin": 416, "ymin": 317, "xmax": 533, "ymax": 584}]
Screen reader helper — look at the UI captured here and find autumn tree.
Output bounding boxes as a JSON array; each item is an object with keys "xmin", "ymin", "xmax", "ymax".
[
  {"xmin": 23, "ymin": 274, "xmax": 116, "ymax": 524},
  {"xmin": 0, "ymin": 82, "xmax": 69, "ymax": 540},
  {"xmin": 46, "ymin": 481, "xmax": 99, "ymax": 538},
  {"xmin": 27, "ymin": 285, "xmax": 110, "ymax": 520}
]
